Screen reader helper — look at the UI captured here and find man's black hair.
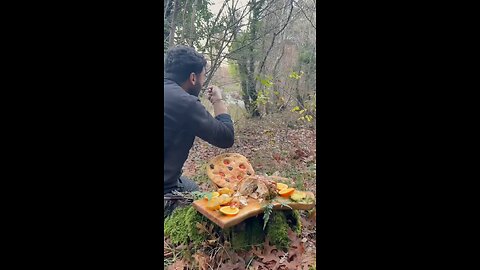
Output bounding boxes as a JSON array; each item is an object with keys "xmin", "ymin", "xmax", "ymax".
[{"xmin": 164, "ymin": 45, "xmax": 207, "ymax": 85}]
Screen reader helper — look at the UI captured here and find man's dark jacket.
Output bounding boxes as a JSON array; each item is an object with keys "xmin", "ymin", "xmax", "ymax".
[{"xmin": 164, "ymin": 78, "xmax": 234, "ymax": 193}]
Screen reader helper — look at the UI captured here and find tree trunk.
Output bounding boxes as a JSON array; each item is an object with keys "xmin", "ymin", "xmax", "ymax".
[
  {"xmin": 164, "ymin": 0, "xmax": 174, "ymax": 49},
  {"xmin": 188, "ymin": 0, "xmax": 198, "ymax": 47},
  {"xmin": 168, "ymin": 0, "xmax": 179, "ymax": 49},
  {"xmin": 181, "ymin": 0, "xmax": 190, "ymax": 45},
  {"xmin": 247, "ymin": 0, "xmax": 260, "ymax": 117},
  {"xmin": 238, "ymin": 61, "xmax": 251, "ymax": 114},
  {"xmin": 164, "ymin": 0, "xmax": 172, "ymax": 21}
]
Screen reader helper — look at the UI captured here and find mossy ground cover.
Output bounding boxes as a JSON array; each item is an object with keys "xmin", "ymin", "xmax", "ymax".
[{"xmin": 164, "ymin": 206, "xmax": 209, "ymax": 248}]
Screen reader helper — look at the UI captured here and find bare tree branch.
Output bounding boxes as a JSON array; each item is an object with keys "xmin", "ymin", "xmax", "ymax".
[
  {"xmin": 164, "ymin": 0, "xmax": 172, "ymax": 21},
  {"xmin": 258, "ymin": 0, "xmax": 294, "ymax": 75},
  {"xmin": 293, "ymin": 0, "xmax": 316, "ymax": 30},
  {"xmin": 204, "ymin": 0, "xmax": 228, "ymax": 50}
]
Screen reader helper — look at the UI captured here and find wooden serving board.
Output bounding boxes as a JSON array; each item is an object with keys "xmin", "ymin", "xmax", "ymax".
[{"xmin": 192, "ymin": 192, "xmax": 315, "ymax": 229}]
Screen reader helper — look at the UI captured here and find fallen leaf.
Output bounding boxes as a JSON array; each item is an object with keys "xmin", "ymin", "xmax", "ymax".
[
  {"xmin": 193, "ymin": 251, "xmax": 211, "ymax": 270},
  {"xmin": 168, "ymin": 259, "xmax": 188, "ymax": 270}
]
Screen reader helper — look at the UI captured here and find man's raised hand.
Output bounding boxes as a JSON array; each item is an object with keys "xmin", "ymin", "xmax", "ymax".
[{"xmin": 206, "ymin": 85, "xmax": 223, "ymax": 104}]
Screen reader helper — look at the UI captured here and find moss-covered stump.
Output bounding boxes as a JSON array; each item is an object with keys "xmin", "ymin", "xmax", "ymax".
[
  {"xmin": 228, "ymin": 216, "xmax": 265, "ymax": 251},
  {"xmin": 289, "ymin": 209, "xmax": 302, "ymax": 235},
  {"xmin": 164, "ymin": 206, "xmax": 304, "ymax": 253},
  {"xmin": 265, "ymin": 210, "xmax": 302, "ymax": 250},
  {"xmin": 265, "ymin": 211, "xmax": 289, "ymax": 249},
  {"xmin": 226, "ymin": 209, "xmax": 303, "ymax": 251},
  {"xmin": 164, "ymin": 205, "xmax": 210, "ymax": 248}
]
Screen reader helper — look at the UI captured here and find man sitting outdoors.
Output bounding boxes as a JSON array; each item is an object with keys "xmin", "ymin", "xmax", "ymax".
[{"xmin": 164, "ymin": 45, "xmax": 234, "ymax": 215}]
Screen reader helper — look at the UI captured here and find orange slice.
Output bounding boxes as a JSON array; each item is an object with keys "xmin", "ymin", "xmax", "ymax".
[
  {"xmin": 276, "ymin": 183, "xmax": 288, "ymax": 190},
  {"xmin": 206, "ymin": 197, "xmax": 221, "ymax": 210},
  {"xmin": 278, "ymin": 187, "xmax": 295, "ymax": 197},
  {"xmin": 218, "ymin": 187, "xmax": 234, "ymax": 195},
  {"xmin": 219, "ymin": 206, "xmax": 240, "ymax": 216},
  {"xmin": 218, "ymin": 194, "xmax": 233, "ymax": 205},
  {"xmin": 204, "ymin": 192, "xmax": 220, "ymax": 200}
]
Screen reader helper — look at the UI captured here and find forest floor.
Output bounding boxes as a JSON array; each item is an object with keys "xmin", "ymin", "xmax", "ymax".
[
  {"xmin": 165, "ymin": 111, "xmax": 317, "ymax": 270},
  {"xmin": 183, "ymin": 112, "xmax": 317, "ymax": 195}
]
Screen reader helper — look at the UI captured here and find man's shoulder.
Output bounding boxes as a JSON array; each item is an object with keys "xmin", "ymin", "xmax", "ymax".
[
  {"xmin": 164, "ymin": 81, "xmax": 202, "ymax": 108},
  {"xmin": 166, "ymin": 89, "xmax": 199, "ymax": 106},
  {"xmin": 164, "ymin": 79, "xmax": 182, "ymax": 94}
]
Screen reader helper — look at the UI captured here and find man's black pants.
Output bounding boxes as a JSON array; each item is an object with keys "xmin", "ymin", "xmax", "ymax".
[{"xmin": 164, "ymin": 176, "xmax": 199, "ymax": 218}]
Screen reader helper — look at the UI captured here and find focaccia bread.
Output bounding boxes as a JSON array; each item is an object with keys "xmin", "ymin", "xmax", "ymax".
[{"xmin": 206, "ymin": 153, "xmax": 255, "ymax": 190}]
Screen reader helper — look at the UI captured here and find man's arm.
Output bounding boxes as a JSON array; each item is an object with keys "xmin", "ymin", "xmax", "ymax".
[
  {"xmin": 206, "ymin": 85, "xmax": 228, "ymax": 116},
  {"xmin": 212, "ymin": 99, "xmax": 228, "ymax": 116},
  {"xmin": 189, "ymin": 86, "xmax": 234, "ymax": 148}
]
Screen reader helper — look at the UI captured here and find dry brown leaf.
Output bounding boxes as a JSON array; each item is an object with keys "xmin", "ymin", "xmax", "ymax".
[
  {"xmin": 195, "ymin": 222, "xmax": 209, "ymax": 234},
  {"xmin": 168, "ymin": 259, "xmax": 188, "ymax": 270},
  {"xmin": 301, "ymin": 252, "xmax": 316, "ymax": 269},
  {"xmin": 272, "ymin": 153, "xmax": 282, "ymax": 162},
  {"xmin": 215, "ymin": 248, "xmax": 246, "ymax": 270},
  {"xmin": 282, "ymin": 260, "xmax": 302, "ymax": 270},
  {"xmin": 193, "ymin": 251, "xmax": 211, "ymax": 270},
  {"xmin": 263, "ymin": 238, "xmax": 279, "ymax": 256},
  {"xmin": 262, "ymin": 253, "xmax": 280, "ymax": 268},
  {"xmin": 287, "ymin": 229, "xmax": 305, "ymax": 262},
  {"xmin": 250, "ymin": 259, "xmax": 266, "ymax": 270}
]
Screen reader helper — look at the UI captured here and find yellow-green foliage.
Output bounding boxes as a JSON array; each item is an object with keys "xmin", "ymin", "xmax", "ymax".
[{"xmin": 164, "ymin": 206, "xmax": 208, "ymax": 247}]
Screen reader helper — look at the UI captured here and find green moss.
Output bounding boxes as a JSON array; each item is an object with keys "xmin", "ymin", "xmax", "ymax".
[
  {"xmin": 231, "ymin": 225, "xmax": 247, "ymax": 251},
  {"xmin": 265, "ymin": 210, "xmax": 305, "ymax": 250},
  {"xmin": 231, "ymin": 217, "xmax": 265, "ymax": 251},
  {"xmin": 266, "ymin": 212, "xmax": 290, "ymax": 250},
  {"xmin": 164, "ymin": 206, "xmax": 208, "ymax": 248},
  {"xmin": 289, "ymin": 210, "xmax": 302, "ymax": 235},
  {"xmin": 165, "ymin": 207, "xmax": 304, "ymax": 253}
]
